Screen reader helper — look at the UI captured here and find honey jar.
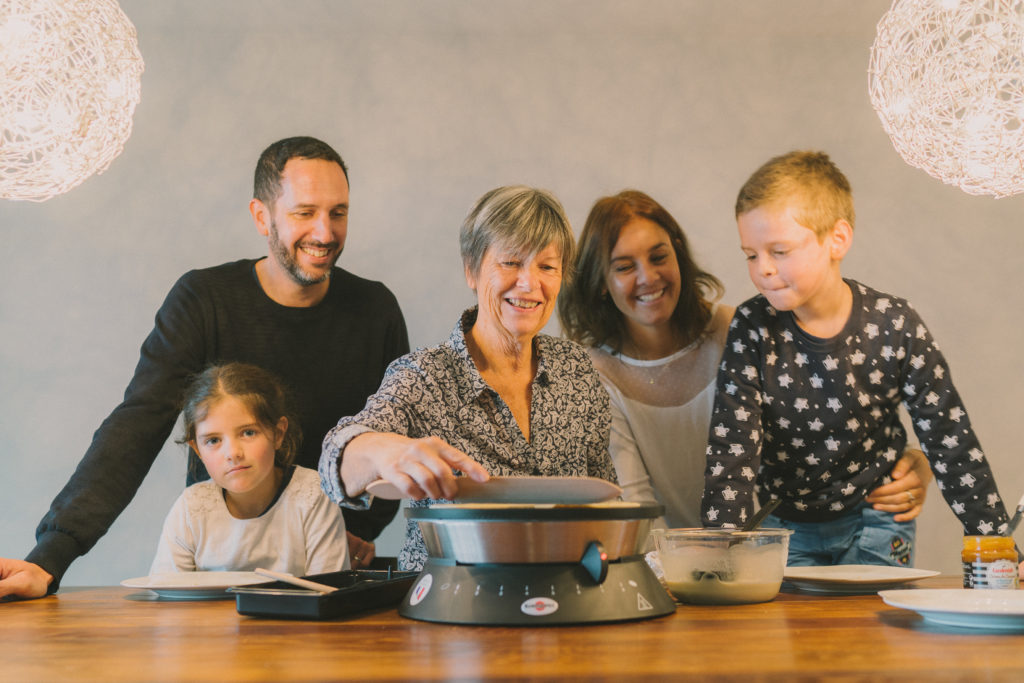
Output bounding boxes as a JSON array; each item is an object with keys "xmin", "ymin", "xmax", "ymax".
[{"xmin": 962, "ymin": 536, "xmax": 1018, "ymax": 589}]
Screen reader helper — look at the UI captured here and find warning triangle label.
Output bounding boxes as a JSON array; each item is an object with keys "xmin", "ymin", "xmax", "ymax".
[{"xmin": 637, "ymin": 593, "xmax": 653, "ymax": 611}]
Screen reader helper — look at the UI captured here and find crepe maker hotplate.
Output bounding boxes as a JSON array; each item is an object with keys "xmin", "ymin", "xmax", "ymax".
[{"xmin": 397, "ymin": 503, "xmax": 676, "ymax": 625}]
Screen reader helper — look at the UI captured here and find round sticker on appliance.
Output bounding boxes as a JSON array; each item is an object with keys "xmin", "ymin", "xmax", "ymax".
[
  {"xmin": 409, "ymin": 574, "xmax": 433, "ymax": 606},
  {"xmin": 521, "ymin": 597, "xmax": 559, "ymax": 616}
]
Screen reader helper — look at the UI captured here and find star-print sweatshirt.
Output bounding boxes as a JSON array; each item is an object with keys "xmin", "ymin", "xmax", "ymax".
[{"xmin": 701, "ymin": 279, "xmax": 1010, "ymax": 536}]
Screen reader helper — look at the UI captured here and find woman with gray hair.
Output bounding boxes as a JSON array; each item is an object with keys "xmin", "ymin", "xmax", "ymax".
[{"xmin": 320, "ymin": 186, "xmax": 616, "ymax": 570}]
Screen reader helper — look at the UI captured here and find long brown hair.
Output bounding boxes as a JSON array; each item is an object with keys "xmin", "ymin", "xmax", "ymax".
[{"xmin": 558, "ymin": 190, "xmax": 722, "ymax": 352}]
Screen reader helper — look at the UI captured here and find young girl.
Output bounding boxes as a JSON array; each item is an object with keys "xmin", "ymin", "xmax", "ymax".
[{"xmin": 150, "ymin": 363, "xmax": 349, "ymax": 575}]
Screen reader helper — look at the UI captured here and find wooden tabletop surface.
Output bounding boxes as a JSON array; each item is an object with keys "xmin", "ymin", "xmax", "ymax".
[{"xmin": 2, "ymin": 576, "xmax": 1023, "ymax": 682}]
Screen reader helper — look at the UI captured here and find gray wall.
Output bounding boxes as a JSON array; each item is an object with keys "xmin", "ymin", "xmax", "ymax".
[{"xmin": 2, "ymin": 1, "xmax": 1021, "ymax": 584}]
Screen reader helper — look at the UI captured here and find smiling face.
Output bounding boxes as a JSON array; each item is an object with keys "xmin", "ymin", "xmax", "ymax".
[
  {"xmin": 251, "ymin": 157, "xmax": 349, "ymax": 302},
  {"xmin": 737, "ymin": 203, "xmax": 849, "ymax": 321},
  {"xmin": 190, "ymin": 395, "xmax": 286, "ymax": 517},
  {"xmin": 605, "ymin": 217, "xmax": 682, "ymax": 343},
  {"xmin": 466, "ymin": 241, "xmax": 563, "ymax": 345}
]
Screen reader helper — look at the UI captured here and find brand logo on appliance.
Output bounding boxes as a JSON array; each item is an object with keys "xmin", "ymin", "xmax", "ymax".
[
  {"xmin": 520, "ymin": 597, "xmax": 559, "ymax": 616},
  {"xmin": 409, "ymin": 574, "xmax": 433, "ymax": 606}
]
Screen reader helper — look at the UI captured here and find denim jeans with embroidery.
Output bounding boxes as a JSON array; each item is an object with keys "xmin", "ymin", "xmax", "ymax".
[{"xmin": 763, "ymin": 504, "xmax": 915, "ymax": 567}]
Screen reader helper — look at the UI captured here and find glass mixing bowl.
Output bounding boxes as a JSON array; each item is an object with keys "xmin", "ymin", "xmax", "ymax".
[{"xmin": 650, "ymin": 528, "xmax": 792, "ymax": 605}]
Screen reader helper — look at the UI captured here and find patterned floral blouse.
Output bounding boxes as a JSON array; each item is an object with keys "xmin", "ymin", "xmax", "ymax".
[{"xmin": 320, "ymin": 307, "xmax": 615, "ymax": 570}]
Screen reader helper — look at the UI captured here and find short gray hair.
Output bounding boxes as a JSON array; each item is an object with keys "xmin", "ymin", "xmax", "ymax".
[{"xmin": 459, "ymin": 185, "xmax": 575, "ymax": 280}]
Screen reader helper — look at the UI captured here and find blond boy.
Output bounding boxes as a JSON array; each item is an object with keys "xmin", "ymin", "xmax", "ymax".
[{"xmin": 702, "ymin": 151, "xmax": 1011, "ymax": 566}]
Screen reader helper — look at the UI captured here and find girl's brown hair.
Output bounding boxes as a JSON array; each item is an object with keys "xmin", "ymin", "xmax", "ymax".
[{"xmin": 179, "ymin": 363, "xmax": 300, "ymax": 474}]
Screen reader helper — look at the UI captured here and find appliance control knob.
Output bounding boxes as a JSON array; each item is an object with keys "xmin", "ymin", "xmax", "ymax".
[{"xmin": 580, "ymin": 540, "xmax": 609, "ymax": 584}]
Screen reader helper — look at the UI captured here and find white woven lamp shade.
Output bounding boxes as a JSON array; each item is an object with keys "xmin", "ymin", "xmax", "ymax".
[
  {"xmin": 0, "ymin": 0, "xmax": 144, "ymax": 202},
  {"xmin": 869, "ymin": 0, "xmax": 1024, "ymax": 198}
]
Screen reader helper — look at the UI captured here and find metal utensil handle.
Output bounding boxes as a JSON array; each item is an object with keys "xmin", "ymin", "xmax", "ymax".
[
  {"xmin": 1004, "ymin": 493, "xmax": 1024, "ymax": 536},
  {"xmin": 742, "ymin": 498, "xmax": 782, "ymax": 532}
]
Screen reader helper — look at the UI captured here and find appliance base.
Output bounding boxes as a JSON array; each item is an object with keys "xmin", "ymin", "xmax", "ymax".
[{"xmin": 398, "ymin": 555, "xmax": 676, "ymax": 625}]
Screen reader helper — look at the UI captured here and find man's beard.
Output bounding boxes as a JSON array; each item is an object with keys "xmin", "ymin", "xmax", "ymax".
[{"xmin": 268, "ymin": 219, "xmax": 341, "ymax": 286}]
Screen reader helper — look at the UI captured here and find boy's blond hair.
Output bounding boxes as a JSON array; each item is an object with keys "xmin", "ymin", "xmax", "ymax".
[{"xmin": 735, "ymin": 150, "xmax": 855, "ymax": 239}]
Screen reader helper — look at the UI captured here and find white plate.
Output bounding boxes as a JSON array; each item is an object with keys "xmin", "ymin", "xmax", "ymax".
[
  {"xmin": 366, "ymin": 475, "xmax": 622, "ymax": 504},
  {"xmin": 783, "ymin": 565, "xmax": 939, "ymax": 594},
  {"xmin": 879, "ymin": 589, "xmax": 1024, "ymax": 631},
  {"xmin": 120, "ymin": 571, "xmax": 268, "ymax": 600}
]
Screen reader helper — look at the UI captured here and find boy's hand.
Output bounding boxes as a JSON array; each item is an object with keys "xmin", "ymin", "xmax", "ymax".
[
  {"xmin": 0, "ymin": 558, "xmax": 52, "ymax": 601},
  {"xmin": 865, "ymin": 448, "xmax": 932, "ymax": 522}
]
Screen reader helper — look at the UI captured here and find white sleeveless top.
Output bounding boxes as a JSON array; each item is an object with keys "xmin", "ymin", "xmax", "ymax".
[{"xmin": 588, "ymin": 306, "xmax": 733, "ymax": 530}]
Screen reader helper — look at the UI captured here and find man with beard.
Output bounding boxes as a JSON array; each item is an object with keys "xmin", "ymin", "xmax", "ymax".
[{"xmin": 0, "ymin": 137, "xmax": 408, "ymax": 599}]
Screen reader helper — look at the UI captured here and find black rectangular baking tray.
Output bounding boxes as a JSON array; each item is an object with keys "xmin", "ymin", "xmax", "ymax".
[{"xmin": 231, "ymin": 569, "xmax": 418, "ymax": 620}]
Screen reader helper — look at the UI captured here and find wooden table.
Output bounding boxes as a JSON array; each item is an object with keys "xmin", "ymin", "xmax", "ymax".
[{"xmin": 2, "ymin": 577, "xmax": 1023, "ymax": 682}]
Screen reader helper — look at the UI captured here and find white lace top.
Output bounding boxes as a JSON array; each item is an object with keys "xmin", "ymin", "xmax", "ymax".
[
  {"xmin": 588, "ymin": 306, "xmax": 733, "ymax": 530},
  {"xmin": 149, "ymin": 466, "xmax": 349, "ymax": 575}
]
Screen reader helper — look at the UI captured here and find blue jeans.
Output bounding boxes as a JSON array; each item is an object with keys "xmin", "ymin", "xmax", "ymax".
[{"xmin": 764, "ymin": 505, "xmax": 915, "ymax": 567}]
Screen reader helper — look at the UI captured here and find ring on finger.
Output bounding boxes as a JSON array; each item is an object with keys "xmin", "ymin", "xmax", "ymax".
[{"xmin": 906, "ymin": 491, "xmax": 916, "ymax": 505}]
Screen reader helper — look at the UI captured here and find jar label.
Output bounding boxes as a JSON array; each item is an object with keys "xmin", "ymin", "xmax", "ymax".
[{"xmin": 962, "ymin": 559, "xmax": 1019, "ymax": 589}]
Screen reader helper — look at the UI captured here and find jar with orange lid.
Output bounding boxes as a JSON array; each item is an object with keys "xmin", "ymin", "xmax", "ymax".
[{"xmin": 962, "ymin": 536, "xmax": 1018, "ymax": 589}]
